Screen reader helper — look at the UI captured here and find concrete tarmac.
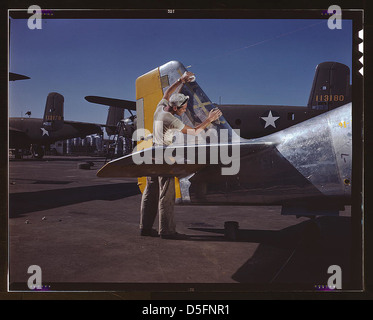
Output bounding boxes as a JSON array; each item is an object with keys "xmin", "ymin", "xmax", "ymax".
[{"xmin": 8, "ymin": 156, "xmax": 354, "ymax": 293}]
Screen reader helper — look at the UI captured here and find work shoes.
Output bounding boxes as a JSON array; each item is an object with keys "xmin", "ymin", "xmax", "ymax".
[
  {"xmin": 141, "ymin": 229, "xmax": 189, "ymax": 240},
  {"xmin": 160, "ymin": 232, "xmax": 189, "ymax": 240},
  {"xmin": 140, "ymin": 228, "xmax": 159, "ymax": 237}
]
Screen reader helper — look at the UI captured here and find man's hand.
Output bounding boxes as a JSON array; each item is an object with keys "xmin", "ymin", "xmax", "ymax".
[
  {"xmin": 181, "ymin": 71, "xmax": 195, "ymax": 83},
  {"xmin": 181, "ymin": 108, "xmax": 223, "ymax": 135},
  {"xmin": 208, "ymin": 108, "xmax": 222, "ymax": 122},
  {"xmin": 164, "ymin": 71, "xmax": 195, "ymax": 100}
]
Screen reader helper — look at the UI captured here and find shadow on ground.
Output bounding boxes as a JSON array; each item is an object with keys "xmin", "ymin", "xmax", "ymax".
[
  {"xmin": 190, "ymin": 216, "xmax": 353, "ymax": 288},
  {"xmin": 9, "ymin": 183, "xmax": 140, "ymax": 218}
]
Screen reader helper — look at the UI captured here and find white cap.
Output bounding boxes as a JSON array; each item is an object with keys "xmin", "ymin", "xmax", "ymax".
[{"xmin": 169, "ymin": 93, "xmax": 189, "ymax": 108}]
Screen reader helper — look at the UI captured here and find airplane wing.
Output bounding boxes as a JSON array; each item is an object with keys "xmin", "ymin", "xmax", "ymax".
[
  {"xmin": 9, "ymin": 127, "xmax": 29, "ymax": 138},
  {"xmin": 9, "ymin": 127, "xmax": 31, "ymax": 148},
  {"xmin": 9, "ymin": 126, "xmax": 26, "ymax": 133},
  {"xmin": 96, "ymin": 141, "xmax": 274, "ymax": 178},
  {"xmin": 85, "ymin": 96, "xmax": 136, "ymax": 111},
  {"xmin": 64, "ymin": 119, "xmax": 105, "ymax": 127},
  {"xmin": 63, "ymin": 120, "xmax": 103, "ymax": 134},
  {"xmin": 9, "ymin": 72, "xmax": 30, "ymax": 81},
  {"xmin": 85, "ymin": 96, "xmax": 136, "ymax": 136}
]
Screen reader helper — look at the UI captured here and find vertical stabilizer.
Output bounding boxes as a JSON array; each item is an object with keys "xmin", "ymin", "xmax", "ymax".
[
  {"xmin": 134, "ymin": 60, "xmax": 241, "ymax": 196},
  {"xmin": 106, "ymin": 106, "xmax": 124, "ymax": 136},
  {"xmin": 307, "ymin": 62, "xmax": 351, "ymax": 111},
  {"xmin": 42, "ymin": 92, "xmax": 64, "ymax": 131}
]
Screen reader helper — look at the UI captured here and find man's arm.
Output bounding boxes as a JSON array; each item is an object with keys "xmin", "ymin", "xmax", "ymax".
[
  {"xmin": 181, "ymin": 108, "xmax": 222, "ymax": 135},
  {"xmin": 163, "ymin": 71, "xmax": 194, "ymax": 101}
]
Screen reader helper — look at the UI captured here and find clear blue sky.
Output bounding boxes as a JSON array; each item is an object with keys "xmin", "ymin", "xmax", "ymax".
[{"xmin": 9, "ymin": 18, "xmax": 352, "ymax": 125}]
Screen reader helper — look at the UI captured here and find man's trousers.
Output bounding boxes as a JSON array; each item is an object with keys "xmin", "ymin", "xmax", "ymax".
[{"xmin": 140, "ymin": 176, "xmax": 176, "ymax": 235}]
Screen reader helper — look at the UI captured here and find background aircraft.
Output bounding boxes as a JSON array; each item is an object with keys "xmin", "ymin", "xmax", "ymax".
[
  {"xmin": 9, "ymin": 72, "xmax": 30, "ymax": 81},
  {"xmin": 84, "ymin": 96, "xmax": 136, "ymax": 137},
  {"xmin": 84, "ymin": 95, "xmax": 137, "ymax": 157},
  {"xmin": 85, "ymin": 61, "xmax": 351, "ymax": 150},
  {"xmin": 97, "ymin": 60, "xmax": 352, "ymax": 218},
  {"xmin": 219, "ymin": 61, "xmax": 351, "ymax": 139},
  {"xmin": 9, "ymin": 92, "xmax": 103, "ymax": 159}
]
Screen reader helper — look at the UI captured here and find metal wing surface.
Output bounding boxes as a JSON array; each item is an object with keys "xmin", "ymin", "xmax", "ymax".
[{"xmin": 96, "ymin": 141, "xmax": 274, "ymax": 178}]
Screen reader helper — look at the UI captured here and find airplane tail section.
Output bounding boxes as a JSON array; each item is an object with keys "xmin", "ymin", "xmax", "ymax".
[
  {"xmin": 106, "ymin": 106, "xmax": 124, "ymax": 136},
  {"xmin": 134, "ymin": 60, "xmax": 242, "ymax": 196},
  {"xmin": 307, "ymin": 61, "xmax": 351, "ymax": 111},
  {"xmin": 135, "ymin": 60, "xmax": 241, "ymax": 143},
  {"xmin": 84, "ymin": 95, "xmax": 136, "ymax": 136},
  {"xmin": 42, "ymin": 92, "xmax": 64, "ymax": 132}
]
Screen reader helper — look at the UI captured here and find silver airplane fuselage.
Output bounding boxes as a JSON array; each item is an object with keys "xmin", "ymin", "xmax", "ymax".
[{"xmin": 181, "ymin": 102, "xmax": 352, "ymax": 213}]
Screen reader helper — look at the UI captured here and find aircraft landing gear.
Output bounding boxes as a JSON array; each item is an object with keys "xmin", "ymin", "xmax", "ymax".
[
  {"xmin": 13, "ymin": 148, "xmax": 23, "ymax": 159},
  {"xmin": 224, "ymin": 221, "xmax": 239, "ymax": 241},
  {"xmin": 30, "ymin": 145, "xmax": 44, "ymax": 159}
]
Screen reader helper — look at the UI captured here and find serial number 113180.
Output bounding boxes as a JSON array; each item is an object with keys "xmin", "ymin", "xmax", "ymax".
[{"xmin": 315, "ymin": 94, "xmax": 345, "ymax": 102}]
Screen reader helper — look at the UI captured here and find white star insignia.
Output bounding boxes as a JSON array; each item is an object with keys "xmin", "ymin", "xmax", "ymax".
[
  {"xmin": 261, "ymin": 110, "xmax": 280, "ymax": 128},
  {"xmin": 41, "ymin": 127, "xmax": 49, "ymax": 136}
]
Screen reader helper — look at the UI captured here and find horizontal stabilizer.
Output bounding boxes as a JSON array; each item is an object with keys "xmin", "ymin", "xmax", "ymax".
[
  {"xmin": 9, "ymin": 72, "xmax": 30, "ymax": 81},
  {"xmin": 96, "ymin": 141, "xmax": 274, "ymax": 178},
  {"xmin": 97, "ymin": 145, "xmax": 206, "ymax": 178},
  {"xmin": 85, "ymin": 96, "xmax": 136, "ymax": 110},
  {"xmin": 98, "ymin": 161, "xmax": 206, "ymax": 178}
]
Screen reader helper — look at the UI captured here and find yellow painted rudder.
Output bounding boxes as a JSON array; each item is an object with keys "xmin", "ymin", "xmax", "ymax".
[{"xmin": 135, "ymin": 66, "xmax": 182, "ymax": 200}]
